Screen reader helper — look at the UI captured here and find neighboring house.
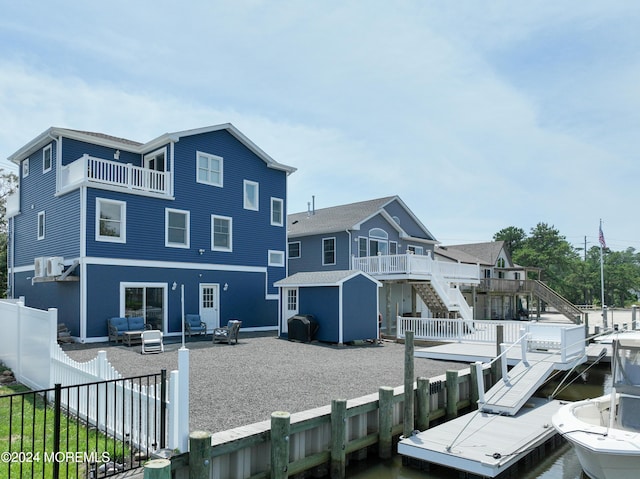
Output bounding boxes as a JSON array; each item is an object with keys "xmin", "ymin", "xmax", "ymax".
[
  {"xmin": 436, "ymin": 241, "xmax": 581, "ymax": 323},
  {"xmin": 286, "ymin": 196, "xmax": 480, "ymax": 333},
  {"xmin": 5, "ymin": 124, "xmax": 296, "ymax": 342}
]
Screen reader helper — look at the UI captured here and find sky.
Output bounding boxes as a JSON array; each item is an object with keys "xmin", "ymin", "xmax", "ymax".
[{"xmin": 1, "ymin": 1, "xmax": 639, "ymax": 252}]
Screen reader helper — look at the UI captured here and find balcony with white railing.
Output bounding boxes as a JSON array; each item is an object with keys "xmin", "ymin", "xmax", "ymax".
[
  {"xmin": 352, "ymin": 253, "xmax": 480, "ymax": 285},
  {"xmin": 59, "ymin": 154, "xmax": 171, "ymax": 197}
]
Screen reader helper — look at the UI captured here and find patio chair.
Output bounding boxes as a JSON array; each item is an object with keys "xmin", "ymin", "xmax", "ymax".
[
  {"xmin": 213, "ymin": 319, "xmax": 242, "ymax": 345},
  {"xmin": 185, "ymin": 314, "xmax": 207, "ymax": 337},
  {"xmin": 141, "ymin": 330, "xmax": 164, "ymax": 354}
]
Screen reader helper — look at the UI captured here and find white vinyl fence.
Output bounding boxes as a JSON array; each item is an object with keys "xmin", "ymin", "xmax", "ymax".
[{"xmin": 0, "ymin": 299, "xmax": 189, "ymax": 452}]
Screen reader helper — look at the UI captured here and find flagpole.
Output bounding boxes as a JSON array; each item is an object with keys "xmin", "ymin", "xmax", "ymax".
[{"xmin": 599, "ymin": 219, "xmax": 607, "ymax": 329}]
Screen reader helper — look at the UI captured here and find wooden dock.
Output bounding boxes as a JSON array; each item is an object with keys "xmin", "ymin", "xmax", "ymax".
[{"xmin": 398, "ymin": 397, "xmax": 564, "ymax": 478}]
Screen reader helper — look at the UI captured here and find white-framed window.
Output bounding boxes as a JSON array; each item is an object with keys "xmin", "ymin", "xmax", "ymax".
[
  {"xmin": 271, "ymin": 197, "xmax": 284, "ymax": 226},
  {"xmin": 323, "ymin": 237, "xmax": 336, "ymax": 265},
  {"xmin": 358, "ymin": 237, "xmax": 368, "ymax": 257},
  {"xmin": 197, "ymin": 151, "xmax": 223, "ymax": 187},
  {"xmin": 96, "ymin": 198, "xmax": 126, "ymax": 243},
  {"xmin": 244, "ymin": 180, "xmax": 259, "ymax": 211},
  {"xmin": 165, "ymin": 208, "xmax": 190, "ymax": 248},
  {"xmin": 288, "ymin": 241, "xmax": 301, "ymax": 259},
  {"xmin": 287, "ymin": 289, "xmax": 298, "ymax": 311},
  {"xmin": 268, "ymin": 250, "xmax": 285, "ymax": 266},
  {"xmin": 144, "ymin": 147, "xmax": 167, "ymax": 171},
  {"xmin": 407, "ymin": 245, "xmax": 424, "ymax": 255},
  {"xmin": 22, "ymin": 158, "xmax": 29, "ymax": 178},
  {"xmin": 211, "ymin": 215, "xmax": 232, "ymax": 251},
  {"xmin": 390, "ymin": 241, "xmax": 398, "ymax": 255},
  {"xmin": 368, "ymin": 228, "xmax": 389, "ymax": 255},
  {"xmin": 43, "ymin": 145, "xmax": 52, "ymax": 173},
  {"xmin": 37, "ymin": 211, "xmax": 45, "ymax": 240}
]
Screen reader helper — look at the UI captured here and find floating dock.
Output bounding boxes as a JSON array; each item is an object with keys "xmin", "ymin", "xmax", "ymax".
[{"xmin": 398, "ymin": 397, "xmax": 563, "ymax": 478}]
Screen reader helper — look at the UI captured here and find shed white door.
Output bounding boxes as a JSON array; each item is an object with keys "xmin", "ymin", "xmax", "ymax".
[
  {"xmin": 281, "ymin": 287, "xmax": 299, "ymax": 333},
  {"xmin": 199, "ymin": 284, "xmax": 220, "ymax": 332}
]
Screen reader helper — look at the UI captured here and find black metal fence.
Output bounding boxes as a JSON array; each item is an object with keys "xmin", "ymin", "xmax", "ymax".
[{"xmin": 0, "ymin": 371, "xmax": 167, "ymax": 479}]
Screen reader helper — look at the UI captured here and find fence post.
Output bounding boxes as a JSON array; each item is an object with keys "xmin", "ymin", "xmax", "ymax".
[
  {"xmin": 188, "ymin": 431, "xmax": 211, "ymax": 479},
  {"xmin": 168, "ymin": 370, "xmax": 180, "ymax": 450},
  {"xmin": 160, "ymin": 369, "xmax": 167, "ymax": 449},
  {"xmin": 53, "ymin": 383, "xmax": 62, "ymax": 479},
  {"xmin": 144, "ymin": 459, "xmax": 171, "ymax": 479},
  {"xmin": 403, "ymin": 330, "xmax": 415, "ymax": 438},
  {"xmin": 446, "ymin": 370, "xmax": 459, "ymax": 419},
  {"xmin": 178, "ymin": 347, "xmax": 190, "ymax": 453},
  {"xmin": 469, "ymin": 363, "xmax": 479, "ymax": 409},
  {"xmin": 331, "ymin": 399, "xmax": 347, "ymax": 479},
  {"xmin": 416, "ymin": 377, "xmax": 430, "ymax": 430},
  {"xmin": 633, "ymin": 305, "xmax": 637, "ymax": 330},
  {"xmin": 16, "ymin": 301, "xmax": 23, "ymax": 381},
  {"xmin": 271, "ymin": 412, "xmax": 291, "ymax": 479},
  {"xmin": 378, "ymin": 387, "xmax": 394, "ymax": 459}
]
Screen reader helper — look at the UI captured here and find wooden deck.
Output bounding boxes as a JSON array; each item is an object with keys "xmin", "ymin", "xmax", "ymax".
[{"xmin": 398, "ymin": 397, "xmax": 564, "ymax": 478}]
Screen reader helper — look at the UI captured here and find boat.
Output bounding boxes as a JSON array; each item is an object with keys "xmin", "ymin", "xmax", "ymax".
[{"xmin": 552, "ymin": 337, "xmax": 640, "ymax": 479}]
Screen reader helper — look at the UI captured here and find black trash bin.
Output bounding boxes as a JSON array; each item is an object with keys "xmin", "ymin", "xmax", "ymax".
[{"xmin": 287, "ymin": 314, "xmax": 318, "ymax": 342}]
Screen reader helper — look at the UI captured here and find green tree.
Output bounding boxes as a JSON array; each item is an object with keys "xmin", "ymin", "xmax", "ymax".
[
  {"xmin": 0, "ymin": 168, "xmax": 18, "ymax": 297},
  {"xmin": 493, "ymin": 226, "xmax": 526, "ymax": 255}
]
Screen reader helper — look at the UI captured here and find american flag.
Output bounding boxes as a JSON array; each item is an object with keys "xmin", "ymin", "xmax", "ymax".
[{"xmin": 599, "ymin": 224, "xmax": 607, "ymax": 249}]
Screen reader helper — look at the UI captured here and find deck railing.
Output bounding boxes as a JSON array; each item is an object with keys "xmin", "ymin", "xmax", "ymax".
[
  {"xmin": 60, "ymin": 154, "xmax": 171, "ymax": 196},
  {"xmin": 352, "ymin": 253, "xmax": 480, "ymax": 284}
]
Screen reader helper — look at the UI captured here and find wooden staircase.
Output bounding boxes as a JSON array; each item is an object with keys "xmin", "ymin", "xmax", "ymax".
[
  {"xmin": 411, "ymin": 282, "xmax": 455, "ymax": 318},
  {"xmin": 531, "ymin": 280, "xmax": 582, "ymax": 324}
]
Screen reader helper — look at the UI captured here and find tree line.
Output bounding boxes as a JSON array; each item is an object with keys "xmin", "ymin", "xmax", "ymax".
[{"xmin": 494, "ymin": 224, "xmax": 640, "ymax": 308}]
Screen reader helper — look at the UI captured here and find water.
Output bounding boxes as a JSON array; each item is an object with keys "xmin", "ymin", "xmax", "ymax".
[{"xmin": 347, "ymin": 364, "xmax": 610, "ymax": 479}]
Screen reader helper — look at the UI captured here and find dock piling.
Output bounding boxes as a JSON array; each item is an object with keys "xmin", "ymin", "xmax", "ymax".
[
  {"xmin": 331, "ymin": 399, "xmax": 347, "ymax": 479},
  {"xmin": 378, "ymin": 387, "xmax": 394, "ymax": 459},
  {"xmin": 271, "ymin": 412, "xmax": 291, "ymax": 479},
  {"xmin": 404, "ymin": 331, "xmax": 415, "ymax": 439}
]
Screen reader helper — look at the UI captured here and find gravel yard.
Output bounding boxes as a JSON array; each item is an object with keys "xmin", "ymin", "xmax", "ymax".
[{"xmin": 62, "ymin": 332, "xmax": 467, "ymax": 434}]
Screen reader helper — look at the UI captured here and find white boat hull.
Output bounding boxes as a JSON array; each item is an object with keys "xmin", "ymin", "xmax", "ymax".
[{"xmin": 552, "ymin": 394, "xmax": 640, "ymax": 479}]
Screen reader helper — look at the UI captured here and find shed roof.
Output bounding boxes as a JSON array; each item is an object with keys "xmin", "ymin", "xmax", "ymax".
[{"xmin": 274, "ymin": 270, "xmax": 381, "ymax": 288}]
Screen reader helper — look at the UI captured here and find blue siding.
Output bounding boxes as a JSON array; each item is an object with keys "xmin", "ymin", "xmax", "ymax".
[
  {"xmin": 288, "ymin": 231, "xmax": 351, "ymax": 274},
  {"xmin": 85, "ymin": 264, "xmax": 277, "ymax": 339},
  {"xmin": 383, "ymin": 199, "xmax": 435, "ymax": 241},
  {"xmin": 13, "ymin": 271, "xmax": 81, "ymax": 336},
  {"xmin": 299, "ymin": 286, "xmax": 340, "ymax": 342},
  {"xmin": 14, "ymin": 141, "xmax": 80, "ymax": 267},
  {"xmin": 61, "ymin": 138, "xmax": 141, "ymax": 167},
  {"xmin": 342, "ymin": 276, "xmax": 378, "ymax": 342}
]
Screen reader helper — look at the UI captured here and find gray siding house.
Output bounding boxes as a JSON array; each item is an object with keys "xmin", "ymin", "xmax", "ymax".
[{"xmin": 287, "ymin": 196, "xmax": 480, "ymax": 334}]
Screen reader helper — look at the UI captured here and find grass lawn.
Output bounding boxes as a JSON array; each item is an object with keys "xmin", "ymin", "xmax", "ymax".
[{"xmin": 0, "ymin": 380, "xmax": 133, "ymax": 478}]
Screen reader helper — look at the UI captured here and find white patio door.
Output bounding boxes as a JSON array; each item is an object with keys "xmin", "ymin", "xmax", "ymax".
[
  {"xmin": 281, "ymin": 287, "xmax": 299, "ymax": 333},
  {"xmin": 199, "ymin": 283, "xmax": 220, "ymax": 332}
]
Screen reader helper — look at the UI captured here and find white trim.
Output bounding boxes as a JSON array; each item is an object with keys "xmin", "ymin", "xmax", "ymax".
[
  {"xmin": 120, "ymin": 282, "xmax": 169, "ymax": 333},
  {"xmin": 165, "ymin": 208, "xmax": 190, "ymax": 249},
  {"xmin": 322, "ymin": 237, "xmax": 336, "ymax": 266},
  {"xmin": 80, "ymin": 187, "xmax": 87, "ymax": 257},
  {"xmin": 37, "ymin": 211, "xmax": 45, "ymax": 240},
  {"xmin": 268, "ymin": 250, "xmax": 285, "ymax": 267},
  {"xmin": 196, "ymin": 151, "xmax": 223, "ymax": 187},
  {"xmin": 338, "ymin": 283, "xmax": 344, "ymax": 344},
  {"xmin": 243, "ymin": 180, "xmax": 259, "ymax": 211},
  {"xmin": 83, "ymin": 256, "xmax": 265, "ymax": 272},
  {"xmin": 43, "ymin": 144, "xmax": 52, "ymax": 173},
  {"xmin": 271, "ymin": 197, "xmax": 284, "ymax": 226},
  {"xmin": 144, "ymin": 146, "xmax": 167, "ymax": 171},
  {"xmin": 95, "ymin": 198, "xmax": 127, "ymax": 243},
  {"xmin": 211, "ymin": 214, "xmax": 233, "ymax": 252}
]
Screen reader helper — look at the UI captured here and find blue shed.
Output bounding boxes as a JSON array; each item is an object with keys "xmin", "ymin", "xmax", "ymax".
[{"xmin": 275, "ymin": 270, "xmax": 381, "ymax": 344}]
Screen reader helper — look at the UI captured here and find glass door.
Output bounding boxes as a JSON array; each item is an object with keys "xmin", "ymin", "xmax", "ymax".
[{"xmin": 122, "ymin": 283, "xmax": 167, "ymax": 331}]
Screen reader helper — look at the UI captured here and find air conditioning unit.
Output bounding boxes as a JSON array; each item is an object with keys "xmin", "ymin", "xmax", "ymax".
[
  {"xmin": 34, "ymin": 257, "xmax": 47, "ymax": 278},
  {"xmin": 46, "ymin": 256, "xmax": 64, "ymax": 277}
]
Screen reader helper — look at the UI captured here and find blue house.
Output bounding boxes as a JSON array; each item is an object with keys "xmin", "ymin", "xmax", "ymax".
[
  {"xmin": 287, "ymin": 196, "xmax": 480, "ymax": 334},
  {"xmin": 5, "ymin": 124, "xmax": 296, "ymax": 342}
]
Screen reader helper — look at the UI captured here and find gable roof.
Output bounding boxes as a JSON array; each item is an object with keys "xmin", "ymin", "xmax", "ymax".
[
  {"xmin": 434, "ymin": 245, "xmax": 481, "ymax": 264},
  {"xmin": 442, "ymin": 241, "xmax": 511, "ymax": 267},
  {"xmin": 274, "ymin": 270, "xmax": 381, "ymax": 287},
  {"xmin": 287, "ymin": 195, "xmax": 437, "ymax": 242},
  {"xmin": 8, "ymin": 124, "xmax": 296, "ymax": 174}
]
